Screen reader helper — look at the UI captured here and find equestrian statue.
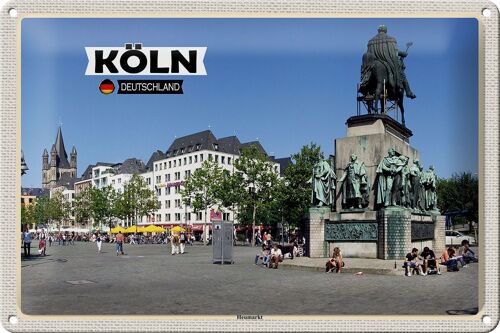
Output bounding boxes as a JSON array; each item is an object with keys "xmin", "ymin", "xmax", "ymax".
[{"xmin": 358, "ymin": 25, "xmax": 416, "ymax": 126}]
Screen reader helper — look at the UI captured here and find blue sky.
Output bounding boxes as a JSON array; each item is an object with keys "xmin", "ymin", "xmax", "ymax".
[{"xmin": 21, "ymin": 18, "xmax": 478, "ymax": 187}]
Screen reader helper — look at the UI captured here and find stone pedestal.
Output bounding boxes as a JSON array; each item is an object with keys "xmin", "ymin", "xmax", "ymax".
[
  {"xmin": 306, "ymin": 207, "xmax": 330, "ymax": 258},
  {"xmin": 335, "ymin": 114, "xmax": 419, "ymax": 211},
  {"xmin": 306, "ymin": 207, "xmax": 446, "ymax": 260}
]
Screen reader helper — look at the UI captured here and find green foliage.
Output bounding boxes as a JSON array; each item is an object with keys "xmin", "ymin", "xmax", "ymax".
[
  {"xmin": 72, "ymin": 186, "xmax": 92, "ymax": 225},
  {"xmin": 181, "ymin": 159, "xmax": 224, "ymax": 213},
  {"xmin": 436, "ymin": 171, "xmax": 478, "ymax": 223},
  {"xmin": 114, "ymin": 174, "xmax": 159, "ymax": 226},
  {"xmin": 232, "ymin": 145, "xmax": 280, "ymax": 244},
  {"xmin": 279, "ymin": 143, "xmax": 323, "ymax": 227},
  {"xmin": 21, "ymin": 204, "xmax": 36, "ymax": 227},
  {"xmin": 181, "ymin": 160, "xmax": 225, "ymax": 244},
  {"xmin": 88, "ymin": 185, "xmax": 117, "ymax": 228}
]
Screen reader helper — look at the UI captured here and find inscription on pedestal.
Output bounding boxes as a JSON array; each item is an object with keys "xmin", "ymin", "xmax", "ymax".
[
  {"xmin": 411, "ymin": 222, "xmax": 434, "ymax": 241},
  {"xmin": 325, "ymin": 221, "xmax": 378, "ymax": 241}
]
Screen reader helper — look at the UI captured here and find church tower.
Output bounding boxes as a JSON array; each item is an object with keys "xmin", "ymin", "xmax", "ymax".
[{"xmin": 41, "ymin": 127, "xmax": 77, "ymax": 189}]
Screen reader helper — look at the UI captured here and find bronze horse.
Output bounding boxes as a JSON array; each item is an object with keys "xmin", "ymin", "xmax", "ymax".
[{"xmin": 359, "ymin": 52, "xmax": 407, "ymax": 126}]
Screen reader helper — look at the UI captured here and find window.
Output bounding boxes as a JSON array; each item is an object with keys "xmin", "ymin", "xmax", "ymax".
[
  {"xmin": 156, "ymin": 187, "xmax": 162, "ymax": 196},
  {"xmin": 173, "ymin": 150, "xmax": 178, "ymax": 156},
  {"xmin": 221, "ymin": 156, "xmax": 225, "ymax": 164},
  {"xmin": 215, "ymin": 155, "xmax": 219, "ymax": 163},
  {"xmin": 166, "ymin": 187, "xmax": 171, "ymax": 195},
  {"xmin": 175, "ymin": 199, "xmax": 181, "ymax": 207},
  {"xmin": 196, "ymin": 144, "xmax": 201, "ymax": 150},
  {"xmin": 208, "ymin": 154, "xmax": 213, "ymax": 161},
  {"xmin": 175, "ymin": 213, "xmax": 181, "ymax": 221},
  {"xmin": 175, "ymin": 172, "xmax": 181, "ymax": 180},
  {"xmin": 213, "ymin": 143, "xmax": 219, "ymax": 151},
  {"xmin": 178, "ymin": 159, "xmax": 181, "ymax": 166},
  {"xmin": 194, "ymin": 155, "xmax": 198, "ymax": 163},
  {"xmin": 164, "ymin": 162, "xmax": 167, "ymax": 169},
  {"xmin": 146, "ymin": 178, "xmax": 151, "ymax": 185},
  {"xmin": 169, "ymin": 161, "xmax": 172, "ymax": 168},
  {"xmin": 228, "ymin": 157, "xmax": 232, "ymax": 165},
  {"xmin": 181, "ymin": 148, "xmax": 184, "ymax": 154},
  {"xmin": 158, "ymin": 201, "xmax": 162, "ymax": 208},
  {"xmin": 166, "ymin": 174, "xmax": 171, "ymax": 182},
  {"xmin": 184, "ymin": 157, "xmax": 187, "ymax": 165},
  {"xmin": 188, "ymin": 146, "xmax": 193, "ymax": 152},
  {"xmin": 165, "ymin": 200, "xmax": 171, "ymax": 208},
  {"xmin": 156, "ymin": 175, "xmax": 161, "ymax": 183},
  {"xmin": 186, "ymin": 213, "xmax": 191, "ymax": 221},
  {"xmin": 166, "ymin": 214, "xmax": 171, "ymax": 222},
  {"xmin": 185, "ymin": 170, "xmax": 191, "ymax": 178},
  {"xmin": 174, "ymin": 160, "xmax": 177, "ymax": 167},
  {"xmin": 155, "ymin": 164, "xmax": 158, "ymax": 171},
  {"xmin": 112, "ymin": 180, "xmax": 115, "ymax": 185},
  {"xmin": 200, "ymin": 154, "xmax": 204, "ymax": 162},
  {"xmin": 189, "ymin": 156, "xmax": 192, "ymax": 164},
  {"xmin": 174, "ymin": 185, "xmax": 181, "ymax": 194},
  {"xmin": 156, "ymin": 214, "xmax": 162, "ymax": 222},
  {"xmin": 118, "ymin": 178, "xmax": 121, "ymax": 183},
  {"xmin": 223, "ymin": 213, "xmax": 230, "ymax": 221},
  {"xmin": 197, "ymin": 212, "xmax": 203, "ymax": 220},
  {"xmin": 160, "ymin": 164, "xmax": 163, "ymax": 170}
]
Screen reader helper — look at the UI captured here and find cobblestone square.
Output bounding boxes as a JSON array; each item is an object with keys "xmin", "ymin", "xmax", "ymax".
[{"xmin": 21, "ymin": 241, "xmax": 478, "ymax": 316}]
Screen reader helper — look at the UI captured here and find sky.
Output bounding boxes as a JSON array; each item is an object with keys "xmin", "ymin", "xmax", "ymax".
[{"xmin": 21, "ymin": 18, "xmax": 478, "ymax": 187}]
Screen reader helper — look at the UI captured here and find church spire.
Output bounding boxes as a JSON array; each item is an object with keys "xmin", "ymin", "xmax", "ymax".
[{"xmin": 54, "ymin": 126, "xmax": 70, "ymax": 168}]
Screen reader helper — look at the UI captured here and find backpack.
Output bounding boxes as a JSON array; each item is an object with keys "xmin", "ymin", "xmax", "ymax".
[{"xmin": 447, "ymin": 259, "xmax": 459, "ymax": 272}]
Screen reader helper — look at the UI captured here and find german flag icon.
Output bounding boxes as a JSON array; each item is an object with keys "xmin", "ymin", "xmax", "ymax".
[{"xmin": 99, "ymin": 79, "xmax": 115, "ymax": 94}]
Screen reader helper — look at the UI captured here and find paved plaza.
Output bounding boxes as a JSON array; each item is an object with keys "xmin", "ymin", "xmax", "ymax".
[{"xmin": 21, "ymin": 241, "xmax": 478, "ymax": 316}]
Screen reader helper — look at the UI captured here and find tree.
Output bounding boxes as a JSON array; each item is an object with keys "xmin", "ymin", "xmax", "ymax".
[
  {"xmin": 21, "ymin": 203, "xmax": 36, "ymax": 230},
  {"xmin": 89, "ymin": 186, "xmax": 118, "ymax": 230},
  {"xmin": 436, "ymin": 171, "xmax": 478, "ymax": 231},
  {"xmin": 115, "ymin": 175, "xmax": 159, "ymax": 229},
  {"xmin": 280, "ymin": 143, "xmax": 323, "ymax": 228},
  {"xmin": 232, "ymin": 144, "xmax": 280, "ymax": 246},
  {"xmin": 72, "ymin": 187, "xmax": 93, "ymax": 229},
  {"xmin": 48, "ymin": 191, "xmax": 71, "ymax": 228},
  {"xmin": 181, "ymin": 159, "xmax": 225, "ymax": 245}
]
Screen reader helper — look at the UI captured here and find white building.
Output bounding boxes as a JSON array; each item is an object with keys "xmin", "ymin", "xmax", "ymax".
[
  {"xmin": 139, "ymin": 130, "xmax": 289, "ymax": 237},
  {"xmin": 76, "ymin": 159, "xmax": 148, "ymax": 228}
]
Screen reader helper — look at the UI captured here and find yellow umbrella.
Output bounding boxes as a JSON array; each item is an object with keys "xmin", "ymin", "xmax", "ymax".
[
  {"xmin": 125, "ymin": 225, "xmax": 142, "ymax": 233},
  {"xmin": 136, "ymin": 226, "xmax": 146, "ymax": 233},
  {"xmin": 153, "ymin": 225, "xmax": 166, "ymax": 233},
  {"xmin": 144, "ymin": 224, "xmax": 158, "ymax": 232},
  {"xmin": 170, "ymin": 226, "xmax": 186, "ymax": 234},
  {"xmin": 110, "ymin": 226, "xmax": 126, "ymax": 234}
]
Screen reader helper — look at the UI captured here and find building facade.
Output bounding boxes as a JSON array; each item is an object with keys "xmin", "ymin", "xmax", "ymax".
[{"xmin": 139, "ymin": 130, "xmax": 284, "ymax": 235}]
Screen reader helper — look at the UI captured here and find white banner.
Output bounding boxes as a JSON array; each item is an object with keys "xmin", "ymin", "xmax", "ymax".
[{"xmin": 85, "ymin": 45, "xmax": 207, "ymax": 75}]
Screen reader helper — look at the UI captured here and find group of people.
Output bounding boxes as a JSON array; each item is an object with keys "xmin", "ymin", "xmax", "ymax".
[
  {"xmin": 255, "ymin": 244, "xmax": 284, "ymax": 269},
  {"xmin": 170, "ymin": 232, "xmax": 189, "ymax": 255},
  {"xmin": 404, "ymin": 240, "xmax": 477, "ymax": 276}
]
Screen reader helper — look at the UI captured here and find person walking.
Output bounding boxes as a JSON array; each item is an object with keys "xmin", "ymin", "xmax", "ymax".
[
  {"xmin": 171, "ymin": 234, "xmax": 180, "ymax": 255},
  {"xmin": 22, "ymin": 229, "xmax": 32, "ymax": 257},
  {"xmin": 96, "ymin": 233, "xmax": 102, "ymax": 253},
  {"xmin": 115, "ymin": 231, "xmax": 125, "ymax": 255},
  {"xmin": 48, "ymin": 234, "xmax": 53, "ymax": 247},
  {"xmin": 179, "ymin": 232, "xmax": 186, "ymax": 254}
]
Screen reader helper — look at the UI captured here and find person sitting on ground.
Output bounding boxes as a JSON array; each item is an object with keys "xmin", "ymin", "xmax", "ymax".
[
  {"xmin": 326, "ymin": 247, "xmax": 344, "ymax": 273},
  {"xmin": 255, "ymin": 244, "xmax": 270, "ymax": 266},
  {"xmin": 404, "ymin": 248, "xmax": 426, "ymax": 276},
  {"xmin": 268, "ymin": 244, "xmax": 283, "ymax": 269},
  {"xmin": 419, "ymin": 246, "xmax": 441, "ymax": 275},
  {"xmin": 292, "ymin": 242, "xmax": 300, "ymax": 258},
  {"xmin": 440, "ymin": 246, "xmax": 460, "ymax": 272},
  {"xmin": 462, "ymin": 242, "xmax": 478, "ymax": 264}
]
